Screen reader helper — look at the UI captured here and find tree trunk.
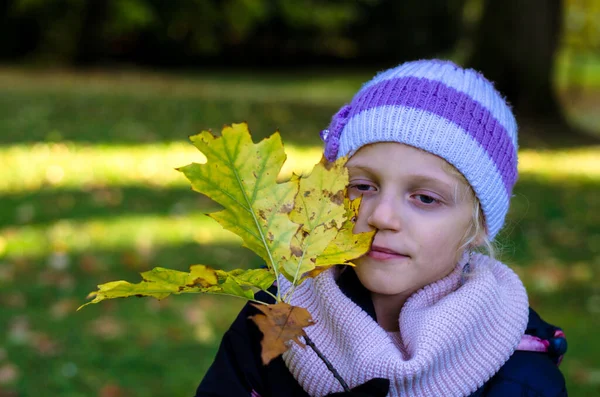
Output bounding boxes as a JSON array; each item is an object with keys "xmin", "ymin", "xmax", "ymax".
[
  {"xmin": 73, "ymin": 0, "xmax": 110, "ymax": 66},
  {"xmin": 469, "ymin": 0, "xmax": 564, "ymax": 117},
  {"xmin": 467, "ymin": 0, "xmax": 596, "ymax": 146}
]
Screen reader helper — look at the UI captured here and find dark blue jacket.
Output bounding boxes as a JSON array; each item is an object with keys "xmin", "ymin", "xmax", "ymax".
[{"xmin": 196, "ymin": 268, "xmax": 567, "ymax": 396}]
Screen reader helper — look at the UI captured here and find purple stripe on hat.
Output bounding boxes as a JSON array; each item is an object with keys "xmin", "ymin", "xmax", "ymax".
[{"xmin": 349, "ymin": 77, "xmax": 517, "ymax": 192}]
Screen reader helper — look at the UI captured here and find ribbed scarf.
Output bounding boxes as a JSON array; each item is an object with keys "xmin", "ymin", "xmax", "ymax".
[{"xmin": 279, "ymin": 253, "xmax": 529, "ymax": 397}]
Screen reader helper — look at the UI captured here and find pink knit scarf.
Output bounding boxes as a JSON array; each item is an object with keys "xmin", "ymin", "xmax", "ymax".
[{"xmin": 279, "ymin": 253, "xmax": 529, "ymax": 397}]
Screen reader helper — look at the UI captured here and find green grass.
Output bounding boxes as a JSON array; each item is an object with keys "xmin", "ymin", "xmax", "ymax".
[{"xmin": 0, "ymin": 66, "xmax": 599, "ymax": 396}]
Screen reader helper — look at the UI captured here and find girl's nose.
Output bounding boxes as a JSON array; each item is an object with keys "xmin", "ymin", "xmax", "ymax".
[{"xmin": 366, "ymin": 196, "xmax": 402, "ymax": 231}]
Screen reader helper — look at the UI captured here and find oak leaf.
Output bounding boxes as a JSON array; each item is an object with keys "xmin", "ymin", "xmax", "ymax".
[
  {"xmin": 250, "ymin": 302, "xmax": 314, "ymax": 364},
  {"xmin": 177, "ymin": 123, "xmax": 299, "ymax": 277},
  {"xmin": 77, "ymin": 266, "xmax": 274, "ymax": 310},
  {"xmin": 281, "ymin": 157, "xmax": 348, "ymax": 282},
  {"xmin": 80, "ymin": 123, "xmax": 375, "ymax": 366},
  {"xmin": 305, "ymin": 196, "xmax": 374, "ymax": 280}
]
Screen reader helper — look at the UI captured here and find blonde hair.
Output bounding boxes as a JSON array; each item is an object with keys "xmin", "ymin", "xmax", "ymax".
[{"xmin": 442, "ymin": 162, "xmax": 496, "ymax": 260}]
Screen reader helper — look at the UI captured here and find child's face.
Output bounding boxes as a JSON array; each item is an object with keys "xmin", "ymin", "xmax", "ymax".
[{"xmin": 346, "ymin": 142, "xmax": 473, "ymax": 298}]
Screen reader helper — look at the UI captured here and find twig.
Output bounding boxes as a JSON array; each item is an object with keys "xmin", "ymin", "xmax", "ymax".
[{"xmin": 304, "ymin": 335, "xmax": 351, "ymax": 392}]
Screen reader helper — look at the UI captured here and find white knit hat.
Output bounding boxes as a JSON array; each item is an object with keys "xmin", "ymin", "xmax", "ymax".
[{"xmin": 320, "ymin": 59, "xmax": 519, "ymax": 239}]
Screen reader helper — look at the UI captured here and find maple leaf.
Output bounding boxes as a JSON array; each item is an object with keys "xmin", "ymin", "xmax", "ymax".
[{"xmin": 249, "ymin": 302, "xmax": 314, "ymax": 364}]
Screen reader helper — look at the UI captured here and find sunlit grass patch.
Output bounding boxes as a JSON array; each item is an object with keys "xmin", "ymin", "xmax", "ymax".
[
  {"xmin": 1, "ymin": 142, "xmax": 200, "ymax": 192},
  {"xmin": 2, "ymin": 142, "xmax": 599, "ymax": 194},
  {"xmin": 0, "ymin": 213, "xmax": 239, "ymax": 260},
  {"xmin": 518, "ymin": 147, "xmax": 600, "ymax": 180},
  {"xmin": 0, "ymin": 142, "xmax": 324, "ymax": 193}
]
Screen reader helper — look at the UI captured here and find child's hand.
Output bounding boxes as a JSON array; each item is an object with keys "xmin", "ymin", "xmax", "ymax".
[{"xmin": 324, "ymin": 378, "xmax": 390, "ymax": 397}]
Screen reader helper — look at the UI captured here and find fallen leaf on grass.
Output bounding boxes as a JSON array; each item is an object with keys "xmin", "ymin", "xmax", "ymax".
[
  {"xmin": 0, "ymin": 363, "xmax": 19, "ymax": 384},
  {"xmin": 7, "ymin": 316, "xmax": 31, "ymax": 345},
  {"xmin": 79, "ymin": 254, "xmax": 106, "ymax": 274},
  {"xmin": 99, "ymin": 384, "xmax": 126, "ymax": 397},
  {"xmin": 250, "ymin": 302, "xmax": 314, "ymax": 364},
  {"xmin": 89, "ymin": 315, "xmax": 125, "ymax": 340},
  {"xmin": 31, "ymin": 332, "xmax": 60, "ymax": 356},
  {"xmin": 38, "ymin": 270, "xmax": 75, "ymax": 290},
  {"xmin": 1, "ymin": 293, "xmax": 26, "ymax": 309},
  {"xmin": 50, "ymin": 298, "xmax": 78, "ymax": 320}
]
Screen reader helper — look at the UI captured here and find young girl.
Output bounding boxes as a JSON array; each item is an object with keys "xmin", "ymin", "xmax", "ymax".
[{"xmin": 196, "ymin": 59, "xmax": 567, "ymax": 396}]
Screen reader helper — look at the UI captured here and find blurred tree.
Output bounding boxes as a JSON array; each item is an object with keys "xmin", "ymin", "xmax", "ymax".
[
  {"xmin": 469, "ymin": 0, "xmax": 563, "ymax": 121},
  {"xmin": 1, "ymin": 0, "xmax": 464, "ymax": 67},
  {"xmin": 74, "ymin": 0, "xmax": 110, "ymax": 65},
  {"xmin": 562, "ymin": 0, "xmax": 600, "ymax": 95},
  {"xmin": 351, "ymin": 0, "xmax": 466, "ymax": 63},
  {"xmin": 468, "ymin": 0, "xmax": 597, "ymax": 143}
]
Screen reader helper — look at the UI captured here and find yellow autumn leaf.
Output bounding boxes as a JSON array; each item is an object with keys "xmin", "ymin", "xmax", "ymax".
[
  {"xmin": 78, "ymin": 265, "xmax": 275, "ymax": 310},
  {"xmin": 250, "ymin": 302, "xmax": 314, "ymax": 365},
  {"xmin": 281, "ymin": 157, "xmax": 349, "ymax": 282},
  {"xmin": 79, "ymin": 123, "xmax": 375, "ymax": 366},
  {"xmin": 303, "ymin": 196, "xmax": 375, "ymax": 281},
  {"xmin": 177, "ymin": 123, "xmax": 299, "ymax": 283},
  {"xmin": 81, "ymin": 122, "xmax": 373, "ymax": 316}
]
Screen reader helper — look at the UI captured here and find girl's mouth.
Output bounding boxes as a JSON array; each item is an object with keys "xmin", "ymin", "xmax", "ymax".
[{"xmin": 368, "ymin": 245, "xmax": 409, "ymax": 260}]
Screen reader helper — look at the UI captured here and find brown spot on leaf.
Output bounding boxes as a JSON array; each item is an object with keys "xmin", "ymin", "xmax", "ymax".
[
  {"xmin": 249, "ymin": 303, "xmax": 314, "ymax": 364},
  {"xmin": 330, "ymin": 190, "xmax": 344, "ymax": 205},
  {"xmin": 280, "ymin": 203, "xmax": 293, "ymax": 214},
  {"xmin": 258, "ymin": 209, "xmax": 267, "ymax": 220},
  {"xmin": 267, "ymin": 232, "xmax": 275, "ymax": 242},
  {"xmin": 188, "ymin": 276, "xmax": 215, "ymax": 288},
  {"xmin": 303, "ymin": 190, "xmax": 312, "ymax": 197},
  {"xmin": 291, "ymin": 246, "xmax": 303, "ymax": 257}
]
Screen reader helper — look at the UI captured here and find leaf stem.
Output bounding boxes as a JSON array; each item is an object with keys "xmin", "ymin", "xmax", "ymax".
[
  {"xmin": 190, "ymin": 290, "xmax": 269, "ymax": 306},
  {"xmin": 263, "ymin": 289, "xmax": 279, "ymax": 302},
  {"xmin": 303, "ymin": 335, "xmax": 350, "ymax": 392},
  {"xmin": 224, "ymin": 140, "xmax": 284, "ymax": 302},
  {"xmin": 284, "ymin": 248, "xmax": 307, "ymax": 302}
]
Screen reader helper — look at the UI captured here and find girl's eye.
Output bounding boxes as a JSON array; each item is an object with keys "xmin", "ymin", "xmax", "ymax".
[
  {"xmin": 348, "ymin": 183, "xmax": 376, "ymax": 197},
  {"xmin": 354, "ymin": 184, "xmax": 372, "ymax": 191},
  {"xmin": 415, "ymin": 194, "xmax": 438, "ymax": 205}
]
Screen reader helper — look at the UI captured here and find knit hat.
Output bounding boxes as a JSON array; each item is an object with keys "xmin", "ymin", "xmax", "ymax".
[{"xmin": 320, "ymin": 59, "xmax": 518, "ymax": 240}]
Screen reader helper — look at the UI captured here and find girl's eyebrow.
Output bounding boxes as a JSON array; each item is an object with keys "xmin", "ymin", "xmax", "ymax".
[
  {"xmin": 408, "ymin": 175, "xmax": 454, "ymax": 191},
  {"xmin": 348, "ymin": 165, "xmax": 454, "ymax": 190},
  {"xmin": 346, "ymin": 164, "xmax": 374, "ymax": 173}
]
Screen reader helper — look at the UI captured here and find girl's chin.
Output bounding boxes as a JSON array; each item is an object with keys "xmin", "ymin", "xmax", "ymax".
[
  {"xmin": 354, "ymin": 268, "xmax": 413, "ymax": 295},
  {"xmin": 362, "ymin": 282, "xmax": 413, "ymax": 297}
]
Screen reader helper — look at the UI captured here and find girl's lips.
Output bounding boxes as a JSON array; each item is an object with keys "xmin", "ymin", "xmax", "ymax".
[{"xmin": 367, "ymin": 246, "xmax": 409, "ymax": 260}]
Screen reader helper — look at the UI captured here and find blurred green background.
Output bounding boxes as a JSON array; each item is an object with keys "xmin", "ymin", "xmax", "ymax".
[{"xmin": 0, "ymin": 0, "xmax": 599, "ymax": 396}]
